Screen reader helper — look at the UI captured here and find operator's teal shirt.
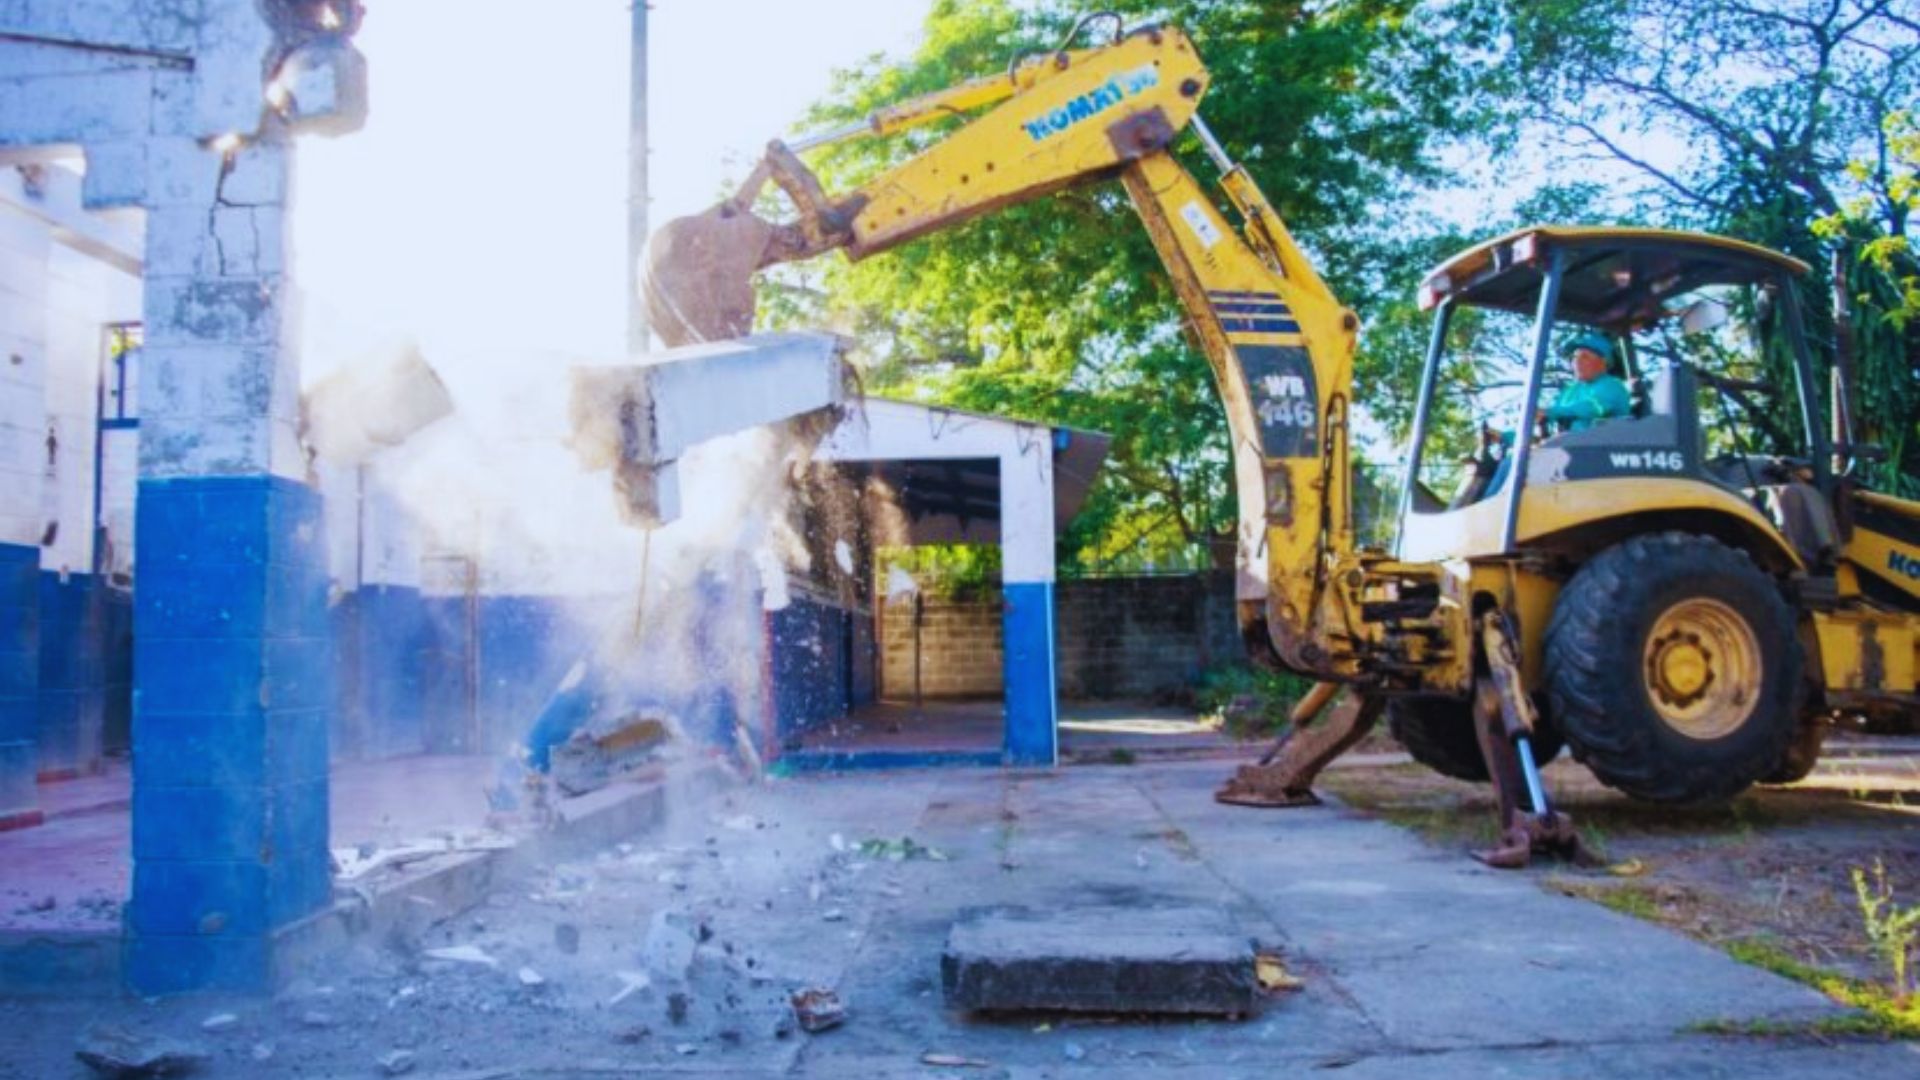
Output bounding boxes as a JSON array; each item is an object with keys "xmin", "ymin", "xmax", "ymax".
[{"xmin": 1542, "ymin": 373, "xmax": 1631, "ymax": 431}]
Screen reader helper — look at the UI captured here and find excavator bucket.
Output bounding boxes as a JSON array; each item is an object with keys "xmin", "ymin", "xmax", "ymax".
[{"xmin": 642, "ymin": 202, "xmax": 778, "ymax": 348}]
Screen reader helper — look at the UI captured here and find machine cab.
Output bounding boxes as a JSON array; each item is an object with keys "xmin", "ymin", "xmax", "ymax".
[{"xmin": 1393, "ymin": 227, "xmax": 1832, "ymax": 565}]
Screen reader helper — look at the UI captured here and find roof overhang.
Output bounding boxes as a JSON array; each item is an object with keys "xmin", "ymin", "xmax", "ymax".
[{"xmin": 1416, "ymin": 226, "xmax": 1810, "ymax": 331}]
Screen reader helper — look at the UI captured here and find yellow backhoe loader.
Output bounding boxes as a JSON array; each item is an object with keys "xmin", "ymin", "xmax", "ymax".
[{"xmin": 645, "ymin": 12, "xmax": 1920, "ymax": 866}]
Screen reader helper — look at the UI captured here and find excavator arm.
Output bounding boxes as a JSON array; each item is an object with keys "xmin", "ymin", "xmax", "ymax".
[{"xmin": 645, "ymin": 20, "xmax": 1462, "ymax": 693}]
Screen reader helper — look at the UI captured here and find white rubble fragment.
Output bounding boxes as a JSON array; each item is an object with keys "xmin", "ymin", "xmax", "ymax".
[
  {"xmin": 200, "ymin": 1012, "xmax": 239, "ymax": 1032},
  {"xmin": 423, "ymin": 944, "xmax": 499, "ymax": 968},
  {"xmin": 608, "ymin": 970, "xmax": 652, "ymax": 1006},
  {"xmin": 642, "ymin": 911, "xmax": 699, "ymax": 982},
  {"xmin": 517, "ymin": 966, "xmax": 546, "ymax": 988}
]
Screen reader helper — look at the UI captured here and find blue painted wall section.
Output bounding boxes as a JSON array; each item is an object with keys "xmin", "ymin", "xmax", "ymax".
[
  {"xmin": 334, "ymin": 585, "xmax": 432, "ymax": 760},
  {"xmin": 768, "ymin": 592, "xmax": 848, "ymax": 742},
  {"xmin": 475, "ymin": 596, "xmax": 600, "ymax": 754},
  {"xmin": 37, "ymin": 572, "xmax": 109, "ymax": 780},
  {"xmin": 0, "ymin": 543, "xmax": 41, "ymax": 830},
  {"xmin": 128, "ymin": 476, "xmax": 333, "ymax": 993},
  {"xmin": 1001, "ymin": 582, "xmax": 1057, "ymax": 767}
]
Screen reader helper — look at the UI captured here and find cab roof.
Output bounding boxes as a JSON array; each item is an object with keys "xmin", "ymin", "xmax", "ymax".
[{"xmin": 1417, "ymin": 227, "xmax": 1810, "ymax": 330}]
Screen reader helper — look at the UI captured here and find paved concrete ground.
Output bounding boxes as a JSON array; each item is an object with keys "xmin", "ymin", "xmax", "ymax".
[
  {"xmin": 1, "ymin": 755, "xmax": 501, "ymax": 934},
  {"xmin": 3, "ymin": 759, "xmax": 1914, "ymax": 1078}
]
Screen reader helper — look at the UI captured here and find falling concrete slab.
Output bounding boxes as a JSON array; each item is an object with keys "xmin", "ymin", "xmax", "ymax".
[
  {"xmin": 567, "ymin": 331, "xmax": 849, "ymax": 526},
  {"xmin": 941, "ymin": 905, "xmax": 1258, "ymax": 1016}
]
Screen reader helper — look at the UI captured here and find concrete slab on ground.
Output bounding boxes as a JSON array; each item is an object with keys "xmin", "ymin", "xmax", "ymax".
[{"xmin": 941, "ymin": 904, "xmax": 1255, "ymax": 1015}]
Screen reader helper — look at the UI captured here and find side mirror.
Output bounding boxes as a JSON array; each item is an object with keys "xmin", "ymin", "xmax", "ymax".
[{"xmin": 1679, "ymin": 298, "xmax": 1729, "ymax": 335}]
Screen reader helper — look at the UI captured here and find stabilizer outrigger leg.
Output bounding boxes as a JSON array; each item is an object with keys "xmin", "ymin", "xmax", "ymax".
[
  {"xmin": 1470, "ymin": 609, "xmax": 1596, "ymax": 869},
  {"xmin": 1215, "ymin": 681, "xmax": 1383, "ymax": 808}
]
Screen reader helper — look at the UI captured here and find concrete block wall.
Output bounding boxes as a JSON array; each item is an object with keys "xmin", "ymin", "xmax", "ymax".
[
  {"xmin": 1054, "ymin": 574, "xmax": 1239, "ymax": 700},
  {"xmin": 879, "ymin": 594, "xmax": 1005, "ymax": 699},
  {"xmin": 769, "ymin": 587, "xmax": 875, "ymax": 741},
  {"xmin": 878, "ymin": 573, "xmax": 1240, "ymax": 705}
]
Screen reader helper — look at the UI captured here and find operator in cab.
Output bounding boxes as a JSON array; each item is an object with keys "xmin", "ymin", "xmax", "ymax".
[
  {"xmin": 1468, "ymin": 330, "xmax": 1633, "ymax": 504},
  {"xmin": 1536, "ymin": 331, "xmax": 1630, "ymax": 433}
]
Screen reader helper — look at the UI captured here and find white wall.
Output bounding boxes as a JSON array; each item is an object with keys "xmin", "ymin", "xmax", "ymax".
[
  {"xmin": 0, "ymin": 202, "xmax": 51, "ymax": 551},
  {"xmin": 0, "ymin": 178, "xmax": 142, "ymax": 568}
]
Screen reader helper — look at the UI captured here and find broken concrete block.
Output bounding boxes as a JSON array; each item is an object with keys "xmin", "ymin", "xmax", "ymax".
[
  {"xmin": 75, "ymin": 1027, "xmax": 209, "ymax": 1078},
  {"xmin": 301, "ymin": 341, "xmax": 452, "ymax": 464},
  {"xmin": 791, "ymin": 987, "xmax": 846, "ymax": 1033},
  {"xmin": 941, "ymin": 906, "xmax": 1257, "ymax": 1016},
  {"xmin": 642, "ymin": 910, "xmax": 699, "ymax": 982},
  {"xmin": 567, "ymin": 332, "xmax": 848, "ymax": 526}
]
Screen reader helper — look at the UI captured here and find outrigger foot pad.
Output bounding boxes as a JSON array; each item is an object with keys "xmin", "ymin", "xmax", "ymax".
[
  {"xmin": 1470, "ymin": 811, "xmax": 1596, "ymax": 870},
  {"xmin": 1213, "ymin": 766, "xmax": 1323, "ymax": 808}
]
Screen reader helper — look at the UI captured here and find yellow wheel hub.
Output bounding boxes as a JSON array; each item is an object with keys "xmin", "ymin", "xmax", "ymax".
[{"xmin": 1642, "ymin": 598, "xmax": 1761, "ymax": 740}]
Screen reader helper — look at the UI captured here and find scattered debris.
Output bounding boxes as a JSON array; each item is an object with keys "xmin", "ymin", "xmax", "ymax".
[
  {"xmin": 517, "ymin": 966, "xmax": 546, "ymax": 988},
  {"xmin": 1063, "ymin": 1040, "xmax": 1087, "ymax": 1061},
  {"xmin": 331, "ymin": 832, "xmax": 515, "ymax": 882},
  {"xmin": 554, "ymin": 922, "xmax": 581, "ymax": 955},
  {"xmin": 1255, "ymin": 952, "xmax": 1305, "ymax": 993},
  {"xmin": 249, "ymin": 1043, "xmax": 273, "ymax": 1064},
  {"xmin": 377, "ymin": 1049, "xmax": 417, "ymax": 1076},
  {"xmin": 612, "ymin": 1024, "xmax": 651, "ymax": 1045},
  {"xmin": 21, "ymin": 895, "xmax": 56, "ymax": 914},
  {"xmin": 75, "ymin": 1027, "xmax": 209, "ymax": 1078},
  {"xmin": 422, "ymin": 944, "xmax": 499, "ymax": 968},
  {"xmin": 821, "ymin": 908, "xmax": 846, "ymax": 922},
  {"xmin": 921, "ymin": 1052, "xmax": 991, "ymax": 1068},
  {"xmin": 791, "ymin": 987, "xmax": 846, "ymax": 1033},
  {"xmin": 300, "ymin": 1010, "xmax": 337, "ymax": 1029},
  {"xmin": 1609, "ymin": 858, "xmax": 1649, "ymax": 877},
  {"xmin": 718, "ymin": 813, "xmax": 761, "ymax": 831},
  {"xmin": 197, "ymin": 1013, "xmax": 237, "ymax": 1033},
  {"xmin": 856, "ymin": 836, "xmax": 948, "ymax": 862}
]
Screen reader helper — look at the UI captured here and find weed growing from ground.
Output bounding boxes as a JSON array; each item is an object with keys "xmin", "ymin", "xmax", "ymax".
[{"xmin": 1852, "ymin": 859, "xmax": 1919, "ymax": 1003}]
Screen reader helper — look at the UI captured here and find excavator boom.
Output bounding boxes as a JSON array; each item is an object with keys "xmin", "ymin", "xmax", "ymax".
[{"xmin": 644, "ymin": 23, "xmax": 1438, "ymax": 689}]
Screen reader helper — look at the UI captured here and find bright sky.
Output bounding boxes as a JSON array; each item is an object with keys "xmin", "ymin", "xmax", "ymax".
[{"xmin": 293, "ymin": 0, "xmax": 931, "ymax": 376}]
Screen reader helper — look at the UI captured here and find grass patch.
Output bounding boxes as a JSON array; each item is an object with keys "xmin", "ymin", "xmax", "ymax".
[{"xmin": 1694, "ymin": 939, "xmax": 1920, "ymax": 1040}]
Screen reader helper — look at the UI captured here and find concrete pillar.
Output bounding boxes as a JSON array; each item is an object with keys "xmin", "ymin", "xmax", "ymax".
[
  {"xmin": 998, "ymin": 431, "xmax": 1057, "ymax": 767},
  {"xmin": 126, "ymin": 131, "xmax": 333, "ymax": 993},
  {"xmin": 0, "ymin": 0, "xmax": 368, "ymax": 995}
]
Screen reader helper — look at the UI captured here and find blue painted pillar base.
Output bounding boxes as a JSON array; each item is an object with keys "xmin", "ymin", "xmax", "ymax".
[
  {"xmin": 1001, "ymin": 582, "xmax": 1057, "ymax": 767},
  {"xmin": 38, "ymin": 571, "xmax": 108, "ymax": 780},
  {"xmin": 0, "ymin": 543, "xmax": 42, "ymax": 830},
  {"xmin": 128, "ymin": 477, "xmax": 333, "ymax": 994}
]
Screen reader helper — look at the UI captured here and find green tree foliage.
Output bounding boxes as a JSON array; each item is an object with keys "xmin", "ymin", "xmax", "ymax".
[
  {"xmin": 1506, "ymin": 0, "xmax": 1920, "ymax": 491},
  {"xmin": 760, "ymin": 0, "xmax": 1514, "ymax": 570}
]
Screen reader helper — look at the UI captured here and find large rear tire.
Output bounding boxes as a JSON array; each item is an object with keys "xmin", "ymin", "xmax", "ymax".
[
  {"xmin": 1546, "ymin": 532, "xmax": 1802, "ymax": 803},
  {"xmin": 1387, "ymin": 697, "xmax": 1563, "ymax": 783},
  {"xmin": 1762, "ymin": 722, "xmax": 1825, "ymax": 784}
]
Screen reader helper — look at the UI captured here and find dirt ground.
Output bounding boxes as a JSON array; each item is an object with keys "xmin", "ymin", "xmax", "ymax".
[{"xmin": 1323, "ymin": 733, "xmax": 1920, "ymax": 985}]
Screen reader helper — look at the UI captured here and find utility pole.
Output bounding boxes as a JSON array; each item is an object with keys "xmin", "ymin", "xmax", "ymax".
[{"xmin": 627, "ymin": 0, "xmax": 650, "ymax": 355}]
